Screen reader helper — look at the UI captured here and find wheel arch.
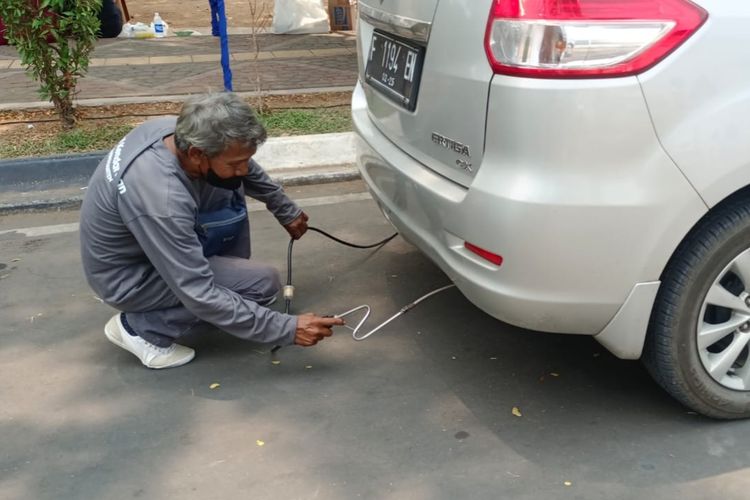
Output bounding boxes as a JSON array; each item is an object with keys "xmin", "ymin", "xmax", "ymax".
[
  {"xmin": 655, "ymin": 183, "xmax": 750, "ymax": 295},
  {"xmin": 640, "ymin": 182, "xmax": 750, "ymax": 418},
  {"xmin": 596, "ymin": 183, "xmax": 750, "ymax": 361}
]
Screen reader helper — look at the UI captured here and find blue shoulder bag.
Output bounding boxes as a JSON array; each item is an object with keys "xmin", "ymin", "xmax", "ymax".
[{"xmin": 195, "ymin": 192, "xmax": 248, "ymax": 257}]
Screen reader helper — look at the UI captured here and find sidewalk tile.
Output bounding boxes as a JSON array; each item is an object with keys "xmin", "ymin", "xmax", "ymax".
[
  {"xmin": 310, "ymin": 48, "xmax": 351, "ymax": 57},
  {"xmin": 271, "ymin": 50, "xmax": 314, "ymax": 59},
  {"xmin": 104, "ymin": 56, "xmax": 151, "ymax": 66},
  {"xmin": 191, "ymin": 54, "xmax": 221, "ymax": 63},
  {"xmin": 0, "ymin": 32, "xmax": 359, "ymax": 107},
  {"xmin": 232, "ymin": 52, "xmax": 273, "ymax": 62},
  {"xmin": 149, "ymin": 55, "xmax": 192, "ymax": 65}
]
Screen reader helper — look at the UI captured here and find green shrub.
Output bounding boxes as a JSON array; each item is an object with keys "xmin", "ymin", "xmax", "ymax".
[{"xmin": 0, "ymin": 0, "xmax": 101, "ymax": 128}]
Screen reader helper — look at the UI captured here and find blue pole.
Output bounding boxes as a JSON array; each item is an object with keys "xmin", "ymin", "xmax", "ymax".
[
  {"xmin": 209, "ymin": 0, "xmax": 220, "ymax": 36},
  {"xmin": 213, "ymin": 0, "xmax": 233, "ymax": 91}
]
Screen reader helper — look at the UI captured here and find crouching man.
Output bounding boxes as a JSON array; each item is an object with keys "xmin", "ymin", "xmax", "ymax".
[{"xmin": 79, "ymin": 92, "xmax": 343, "ymax": 369}]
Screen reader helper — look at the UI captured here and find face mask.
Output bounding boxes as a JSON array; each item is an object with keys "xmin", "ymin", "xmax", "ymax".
[{"xmin": 205, "ymin": 163, "xmax": 243, "ymax": 191}]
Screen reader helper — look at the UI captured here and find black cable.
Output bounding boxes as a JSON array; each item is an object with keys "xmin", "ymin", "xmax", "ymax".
[
  {"xmin": 283, "ymin": 227, "xmax": 397, "ymax": 314},
  {"xmin": 284, "ymin": 238, "xmax": 295, "ymax": 314},
  {"xmin": 272, "ymin": 226, "xmax": 398, "ymax": 353},
  {"xmin": 308, "ymin": 226, "xmax": 398, "ymax": 249}
]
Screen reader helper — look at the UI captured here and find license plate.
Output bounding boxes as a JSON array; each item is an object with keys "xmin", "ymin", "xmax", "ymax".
[{"xmin": 365, "ymin": 31, "xmax": 424, "ymax": 111}]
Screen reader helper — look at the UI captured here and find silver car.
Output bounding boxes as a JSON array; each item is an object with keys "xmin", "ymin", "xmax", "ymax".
[{"xmin": 352, "ymin": 0, "xmax": 750, "ymax": 418}]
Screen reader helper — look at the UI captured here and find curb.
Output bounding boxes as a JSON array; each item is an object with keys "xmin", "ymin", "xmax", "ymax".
[
  {"xmin": 0, "ymin": 132, "xmax": 359, "ymax": 214},
  {"xmin": 0, "ymin": 86, "xmax": 355, "ymax": 111}
]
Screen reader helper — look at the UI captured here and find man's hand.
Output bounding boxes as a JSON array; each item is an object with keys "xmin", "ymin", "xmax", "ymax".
[
  {"xmin": 284, "ymin": 212, "xmax": 309, "ymax": 240},
  {"xmin": 294, "ymin": 313, "xmax": 344, "ymax": 346}
]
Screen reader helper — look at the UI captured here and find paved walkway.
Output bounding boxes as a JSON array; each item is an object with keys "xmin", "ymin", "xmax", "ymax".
[{"xmin": 0, "ymin": 32, "xmax": 358, "ymax": 107}]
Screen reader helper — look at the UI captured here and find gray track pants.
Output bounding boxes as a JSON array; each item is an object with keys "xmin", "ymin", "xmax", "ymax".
[
  {"xmin": 123, "ymin": 255, "xmax": 281, "ymax": 347},
  {"xmin": 121, "ymin": 222, "xmax": 282, "ymax": 347},
  {"xmin": 111, "ymin": 190, "xmax": 281, "ymax": 347}
]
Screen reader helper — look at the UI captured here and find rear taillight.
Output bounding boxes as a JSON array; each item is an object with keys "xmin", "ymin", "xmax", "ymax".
[{"xmin": 485, "ymin": 0, "xmax": 707, "ymax": 78}]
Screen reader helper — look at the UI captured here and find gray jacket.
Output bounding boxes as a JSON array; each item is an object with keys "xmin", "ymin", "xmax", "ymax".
[{"xmin": 79, "ymin": 117, "xmax": 300, "ymax": 345}]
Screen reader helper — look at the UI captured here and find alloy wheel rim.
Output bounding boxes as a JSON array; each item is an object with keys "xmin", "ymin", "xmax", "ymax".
[{"xmin": 696, "ymin": 248, "xmax": 750, "ymax": 390}]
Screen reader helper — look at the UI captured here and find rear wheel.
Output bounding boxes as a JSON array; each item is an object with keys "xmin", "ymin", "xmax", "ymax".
[{"xmin": 643, "ymin": 197, "xmax": 750, "ymax": 419}]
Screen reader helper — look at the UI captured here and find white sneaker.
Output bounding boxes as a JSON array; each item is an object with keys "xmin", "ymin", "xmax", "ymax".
[{"xmin": 104, "ymin": 314, "xmax": 195, "ymax": 369}]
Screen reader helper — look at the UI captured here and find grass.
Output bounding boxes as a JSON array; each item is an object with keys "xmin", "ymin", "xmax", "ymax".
[
  {"xmin": 259, "ymin": 107, "xmax": 352, "ymax": 136},
  {"xmin": 0, "ymin": 124, "xmax": 136, "ymax": 158},
  {"xmin": 0, "ymin": 107, "xmax": 352, "ymax": 159}
]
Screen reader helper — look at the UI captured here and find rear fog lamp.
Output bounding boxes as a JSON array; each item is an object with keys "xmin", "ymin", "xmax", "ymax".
[{"xmin": 464, "ymin": 242, "xmax": 504, "ymax": 266}]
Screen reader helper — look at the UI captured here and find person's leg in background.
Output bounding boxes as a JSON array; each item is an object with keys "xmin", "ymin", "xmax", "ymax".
[{"xmin": 98, "ymin": 0, "xmax": 124, "ymax": 38}]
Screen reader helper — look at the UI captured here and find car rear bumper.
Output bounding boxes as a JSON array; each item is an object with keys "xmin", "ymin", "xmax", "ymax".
[{"xmin": 353, "ymin": 78, "xmax": 706, "ymax": 343}]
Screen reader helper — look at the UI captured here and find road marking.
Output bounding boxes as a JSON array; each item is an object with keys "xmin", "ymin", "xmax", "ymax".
[
  {"xmin": 0, "ymin": 192, "xmax": 373, "ymax": 237},
  {"xmin": 0, "ymin": 222, "xmax": 81, "ymax": 237}
]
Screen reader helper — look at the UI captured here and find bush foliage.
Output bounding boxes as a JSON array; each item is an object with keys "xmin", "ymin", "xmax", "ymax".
[{"xmin": 0, "ymin": 0, "xmax": 101, "ymax": 128}]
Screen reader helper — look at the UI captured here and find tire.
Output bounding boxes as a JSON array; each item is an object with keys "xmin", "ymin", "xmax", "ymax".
[{"xmin": 643, "ymin": 196, "xmax": 750, "ymax": 419}]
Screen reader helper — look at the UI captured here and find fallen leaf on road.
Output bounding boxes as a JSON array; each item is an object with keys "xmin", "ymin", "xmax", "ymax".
[
  {"xmin": 209, "ymin": 383, "xmax": 220, "ymax": 389},
  {"xmin": 256, "ymin": 440, "xmax": 265, "ymax": 447},
  {"xmin": 512, "ymin": 407, "xmax": 522, "ymax": 417}
]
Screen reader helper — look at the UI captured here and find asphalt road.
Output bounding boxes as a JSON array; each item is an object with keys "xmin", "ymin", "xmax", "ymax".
[{"xmin": 1, "ymin": 181, "xmax": 749, "ymax": 500}]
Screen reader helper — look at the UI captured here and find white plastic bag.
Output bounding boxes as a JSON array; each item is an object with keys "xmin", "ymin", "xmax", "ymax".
[
  {"xmin": 118, "ymin": 22, "xmax": 135, "ymax": 37},
  {"xmin": 119, "ymin": 22, "xmax": 156, "ymax": 38},
  {"xmin": 272, "ymin": 0, "xmax": 330, "ymax": 34}
]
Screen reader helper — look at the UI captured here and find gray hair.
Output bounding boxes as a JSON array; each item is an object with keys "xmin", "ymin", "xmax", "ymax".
[{"xmin": 174, "ymin": 92, "xmax": 267, "ymax": 157}]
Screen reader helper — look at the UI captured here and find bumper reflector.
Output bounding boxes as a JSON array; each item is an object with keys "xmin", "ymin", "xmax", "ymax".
[{"xmin": 465, "ymin": 242, "xmax": 503, "ymax": 266}]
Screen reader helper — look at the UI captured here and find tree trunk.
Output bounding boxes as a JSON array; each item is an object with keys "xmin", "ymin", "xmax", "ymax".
[
  {"xmin": 58, "ymin": 73, "xmax": 77, "ymax": 129},
  {"xmin": 54, "ymin": 94, "xmax": 76, "ymax": 130}
]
